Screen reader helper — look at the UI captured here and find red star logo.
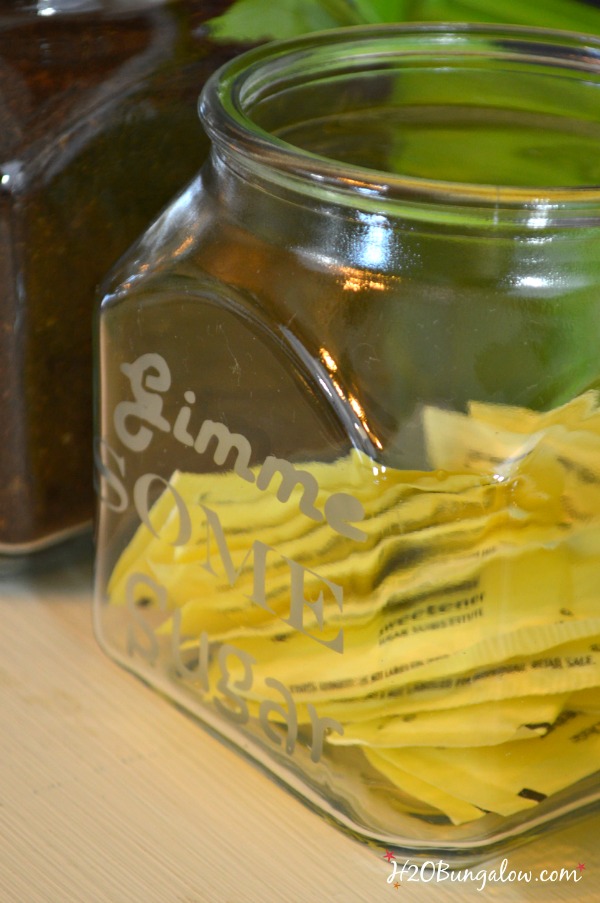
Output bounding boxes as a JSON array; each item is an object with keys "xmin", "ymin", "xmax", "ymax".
[
  {"xmin": 394, "ymin": 881, "xmax": 401, "ymax": 889},
  {"xmin": 577, "ymin": 863, "xmax": 586, "ymax": 872},
  {"xmin": 383, "ymin": 850, "xmax": 396, "ymax": 862}
]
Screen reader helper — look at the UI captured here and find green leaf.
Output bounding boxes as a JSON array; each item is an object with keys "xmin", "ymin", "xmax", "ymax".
[
  {"xmin": 346, "ymin": 0, "xmax": 415, "ymax": 22},
  {"xmin": 206, "ymin": 0, "xmax": 345, "ymax": 42},
  {"xmin": 208, "ymin": 0, "xmax": 600, "ymax": 43},
  {"xmin": 413, "ymin": 0, "xmax": 600, "ymax": 33}
]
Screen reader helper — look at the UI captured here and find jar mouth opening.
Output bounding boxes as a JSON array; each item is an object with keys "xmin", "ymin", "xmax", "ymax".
[{"xmin": 200, "ymin": 24, "xmax": 600, "ymax": 222}]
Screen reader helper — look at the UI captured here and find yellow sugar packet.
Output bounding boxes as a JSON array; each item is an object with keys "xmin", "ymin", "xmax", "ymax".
[
  {"xmin": 149, "ymin": 428, "xmax": 596, "ymax": 642},
  {"xmin": 569, "ymin": 686, "xmax": 600, "ymax": 712},
  {"xmin": 425, "ymin": 402, "xmax": 600, "ymax": 527},
  {"xmin": 109, "ymin": 461, "xmax": 501, "ymax": 610},
  {"xmin": 468, "ymin": 390, "xmax": 600, "ymax": 436},
  {"xmin": 540, "ymin": 429, "xmax": 600, "ymax": 523},
  {"xmin": 425, "ymin": 389, "xmax": 600, "ymax": 474},
  {"xmin": 152, "ymin": 482, "xmax": 576, "ymax": 643},
  {"xmin": 194, "ymin": 531, "xmax": 600, "ymax": 704},
  {"xmin": 109, "ymin": 446, "xmax": 478, "ymax": 564},
  {"xmin": 362, "ymin": 747, "xmax": 487, "ymax": 826},
  {"xmin": 372, "ymin": 709, "xmax": 600, "ymax": 818},
  {"xmin": 325, "ymin": 694, "xmax": 571, "ymax": 748},
  {"xmin": 308, "ymin": 636, "xmax": 600, "ymax": 724},
  {"xmin": 425, "ymin": 406, "xmax": 550, "ymax": 479},
  {"xmin": 203, "ymin": 632, "xmax": 599, "ymax": 737},
  {"xmin": 150, "ymin": 504, "xmax": 498, "ymax": 639}
]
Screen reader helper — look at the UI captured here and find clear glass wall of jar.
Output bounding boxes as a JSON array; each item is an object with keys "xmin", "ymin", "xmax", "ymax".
[{"xmin": 94, "ymin": 25, "xmax": 600, "ymax": 859}]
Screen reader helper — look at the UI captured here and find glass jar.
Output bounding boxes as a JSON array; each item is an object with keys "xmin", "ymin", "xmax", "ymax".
[
  {"xmin": 94, "ymin": 25, "xmax": 600, "ymax": 859},
  {"xmin": 0, "ymin": 0, "xmax": 238, "ymax": 556}
]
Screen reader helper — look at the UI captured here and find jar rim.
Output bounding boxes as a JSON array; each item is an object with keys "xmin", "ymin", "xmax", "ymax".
[{"xmin": 199, "ymin": 23, "xmax": 600, "ymax": 225}]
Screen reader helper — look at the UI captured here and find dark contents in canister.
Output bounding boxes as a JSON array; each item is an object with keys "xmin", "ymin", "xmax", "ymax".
[{"xmin": 0, "ymin": 0, "xmax": 238, "ymax": 551}]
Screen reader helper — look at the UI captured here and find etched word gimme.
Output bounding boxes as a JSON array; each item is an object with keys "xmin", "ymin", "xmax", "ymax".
[{"xmin": 113, "ymin": 352, "xmax": 367, "ymax": 542}]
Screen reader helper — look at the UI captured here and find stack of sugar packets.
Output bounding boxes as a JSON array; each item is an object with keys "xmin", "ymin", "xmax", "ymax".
[{"xmin": 108, "ymin": 392, "xmax": 600, "ymax": 825}]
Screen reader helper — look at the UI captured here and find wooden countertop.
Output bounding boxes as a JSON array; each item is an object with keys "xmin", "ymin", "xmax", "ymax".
[{"xmin": 0, "ymin": 538, "xmax": 597, "ymax": 902}]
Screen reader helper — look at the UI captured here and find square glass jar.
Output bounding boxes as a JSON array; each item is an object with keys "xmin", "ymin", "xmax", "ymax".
[{"xmin": 94, "ymin": 25, "xmax": 600, "ymax": 860}]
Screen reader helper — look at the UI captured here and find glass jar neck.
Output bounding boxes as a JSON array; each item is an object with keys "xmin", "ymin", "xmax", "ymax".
[
  {"xmin": 200, "ymin": 23, "xmax": 600, "ymax": 231},
  {"xmin": 205, "ymin": 146, "xmax": 411, "ymax": 279}
]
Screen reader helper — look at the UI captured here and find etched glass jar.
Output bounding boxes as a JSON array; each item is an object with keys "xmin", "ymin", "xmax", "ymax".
[{"xmin": 94, "ymin": 25, "xmax": 600, "ymax": 859}]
